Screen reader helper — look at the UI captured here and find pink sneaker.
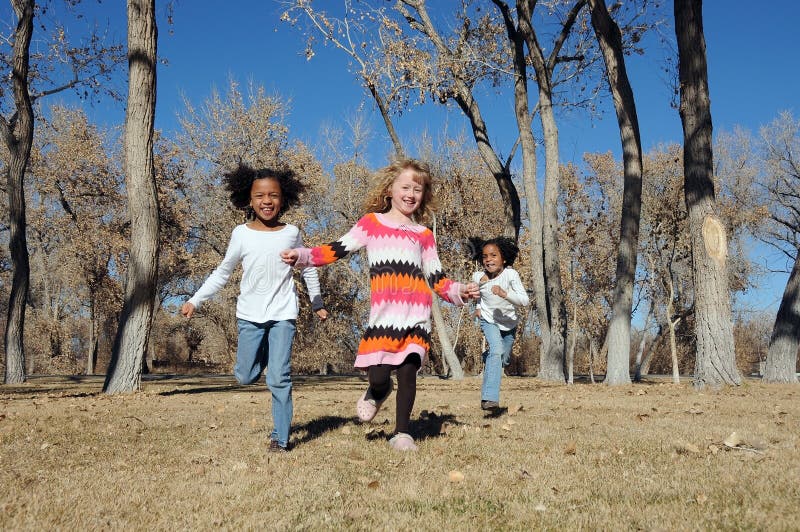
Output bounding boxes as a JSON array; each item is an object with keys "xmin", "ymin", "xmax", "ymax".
[
  {"xmin": 356, "ymin": 382, "xmax": 392, "ymax": 422},
  {"xmin": 388, "ymin": 432, "xmax": 418, "ymax": 451}
]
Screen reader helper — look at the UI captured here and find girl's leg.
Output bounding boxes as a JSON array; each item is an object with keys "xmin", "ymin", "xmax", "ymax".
[
  {"xmin": 367, "ymin": 364, "xmax": 393, "ymax": 401},
  {"xmin": 265, "ymin": 319, "xmax": 296, "ymax": 448},
  {"xmin": 234, "ymin": 319, "xmax": 268, "ymax": 385},
  {"xmin": 479, "ymin": 320, "xmax": 504, "ymax": 404},
  {"xmin": 394, "ymin": 354, "xmax": 421, "ymax": 434},
  {"xmin": 501, "ymin": 327, "xmax": 517, "ymax": 368}
]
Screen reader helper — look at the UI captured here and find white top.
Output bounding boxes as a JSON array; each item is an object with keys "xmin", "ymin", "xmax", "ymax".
[
  {"xmin": 188, "ymin": 223, "xmax": 323, "ymax": 323},
  {"xmin": 473, "ymin": 267, "xmax": 530, "ymax": 331}
]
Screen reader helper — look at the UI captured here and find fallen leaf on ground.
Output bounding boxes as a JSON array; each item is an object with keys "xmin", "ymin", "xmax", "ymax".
[
  {"xmin": 448, "ymin": 470, "xmax": 465, "ymax": 482},
  {"xmin": 676, "ymin": 442, "xmax": 702, "ymax": 454},
  {"xmin": 724, "ymin": 432, "xmax": 744, "ymax": 448}
]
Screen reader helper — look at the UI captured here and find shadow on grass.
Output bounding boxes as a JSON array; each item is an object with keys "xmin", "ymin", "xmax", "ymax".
[
  {"xmin": 482, "ymin": 407, "xmax": 508, "ymax": 419},
  {"xmin": 291, "ymin": 415, "xmax": 351, "ymax": 449},
  {"xmin": 409, "ymin": 412, "xmax": 460, "ymax": 442},
  {"xmin": 158, "ymin": 384, "xmax": 263, "ymax": 396}
]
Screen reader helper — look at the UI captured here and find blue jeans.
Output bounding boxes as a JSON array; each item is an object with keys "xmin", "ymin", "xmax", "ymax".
[
  {"xmin": 480, "ymin": 319, "xmax": 516, "ymax": 403},
  {"xmin": 235, "ymin": 319, "xmax": 296, "ymax": 448}
]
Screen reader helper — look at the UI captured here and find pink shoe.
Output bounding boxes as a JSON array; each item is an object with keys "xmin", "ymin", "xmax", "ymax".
[
  {"xmin": 388, "ymin": 432, "xmax": 418, "ymax": 451},
  {"xmin": 356, "ymin": 383, "xmax": 392, "ymax": 422}
]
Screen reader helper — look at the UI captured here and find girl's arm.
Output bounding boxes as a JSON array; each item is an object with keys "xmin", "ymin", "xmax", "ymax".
[
  {"xmin": 422, "ymin": 232, "xmax": 478, "ymax": 305},
  {"xmin": 503, "ymin": 269, "xmax": 530, "ymax": 307},
  {"xmin": 282, "ymin": 216, "xmax": 369, "ymax": 268},
  {"xmin": 294, "ymin": 230, "xmax": 325, "ymax": 312},
  {"xmin": 187, "ymin": 229, "xmax": 242, "ymax": 309}
]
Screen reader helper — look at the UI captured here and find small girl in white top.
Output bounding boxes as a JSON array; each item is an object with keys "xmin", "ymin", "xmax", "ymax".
[
  {"xmin": 471, "ymin": 237, "xmax": 529, "ymax": 410},
  {"xmin": 181, "ymin": 164, "xmax": 327, "ymax": 452}
]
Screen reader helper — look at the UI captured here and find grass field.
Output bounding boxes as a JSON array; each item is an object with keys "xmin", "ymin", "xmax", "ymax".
[{"xmin": 1, "ymin": 374, "xmax": 798, "ymax": 530}]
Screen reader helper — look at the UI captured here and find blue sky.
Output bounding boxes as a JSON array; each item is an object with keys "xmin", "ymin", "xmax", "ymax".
[{"xmin": 11, "ymin": 0, "xmax": 799, "ymax": 315}]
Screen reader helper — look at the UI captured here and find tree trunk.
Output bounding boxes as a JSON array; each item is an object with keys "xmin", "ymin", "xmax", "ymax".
[
  {"xmin": 2, "ymin": 0, "xmax": 34, "ymax": 385},
  {"xmin": 590, "ymin": 0, "xmax": 644, "ymax": 385},
  {"xmin": 495, "ymin": 0, "xmax": 551, "ymax": 356},
  {"xmin": 514, "ymin": 0, "xmax": 575, "ymax": 382},
  {"xmin": 430, "ymin": 300, "xmax": 463, "ymax": 379},
  {"xmin": 567, "ymin": 310, "xmax": 578, "ymax": 384},
  {"xmin": 674, "ymin": 0, "xmax": 740, "ymax": 388},
  {"xmin": 87, "ymin": 293, "xmax": 97, "ymax": 375},
  {"xmin": 537, "ymin": 90, "xmax": 567, "ymax": 382},
  {"xmin": 103, "ymin": 0, "xmax": 160, "ymax": 393},
  {"xmin": 665, "ymin": 275, "xmax": 681, "ymax": 384},
  {"xmin": 633, "ymin": 304, "xmax": 654, "ymax": 382},
  {"xmin": 763, "ymin": 253, "xmax": 800, "ymax": 383},
  {"xmin": 589, "ymin": 337, "xmax": 597, "ymax": 384},
  {"xmin": 668, "ymin": 317, "xmax": 681, "ymax": 384},
  {"xmin": 639, "ymin": 326, "xmax": 665, "ymax": 378}
]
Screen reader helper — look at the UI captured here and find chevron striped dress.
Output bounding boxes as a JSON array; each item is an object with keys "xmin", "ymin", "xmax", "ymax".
[{"xmin": 292, "ymin": 212, "xmax": 466, "ymax": 368}]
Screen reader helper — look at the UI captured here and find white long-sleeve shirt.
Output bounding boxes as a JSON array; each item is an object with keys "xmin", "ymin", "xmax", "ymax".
[
  {"xmin": 188, "ymin": 223, "xmax": 322, "ymax": 323},
  {"xmin": 473, "ymin": 267, "xmax": 529, "ymax": 331}
]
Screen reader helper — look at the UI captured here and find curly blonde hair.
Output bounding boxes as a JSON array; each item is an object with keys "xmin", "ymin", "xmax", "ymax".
[{"xmin": 362, "ymin": 158, "xmax": 436, "ymax": 225}]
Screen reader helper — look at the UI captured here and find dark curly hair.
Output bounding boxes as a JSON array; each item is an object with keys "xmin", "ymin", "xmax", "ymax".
[
  {"xmin": 223, "ymin": 163, "xmax": 305, "ymax": 217},
  {"xmin": 467, "ymin": 236, "xmax": 519, "ymax": 266}
]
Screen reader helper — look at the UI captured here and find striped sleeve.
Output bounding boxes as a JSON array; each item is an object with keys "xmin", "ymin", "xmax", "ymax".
[
  {"xmin": 293, "ymin": 215, "xmax": 371, "ymax": 268},
  {"xmin": 420, "ymin": 230, "xmax": 465, "ymax": 306}
]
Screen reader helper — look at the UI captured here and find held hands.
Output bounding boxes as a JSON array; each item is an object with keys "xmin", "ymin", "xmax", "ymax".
[
  {"xmin": 316, "ymin": 308, "xmax": 329, "ymax": 321},
  {"xmin": 491, "ymin": 285, "xmax": 508, "ymax": 299},
  {"xmin": 181, "ymin": 301, "xmax": 195, "ymax": 319},
  {"xmin": 462, "ymin": 282, "xmax": 480, "ymax": 301},
  {"xmin": 280, "ymin": 249, "xmax": 299, "ymax": 266}
]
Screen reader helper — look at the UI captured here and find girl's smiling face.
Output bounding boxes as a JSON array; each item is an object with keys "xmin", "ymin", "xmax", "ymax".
[
  {"xmin": 482, "ymin": 243, "xmax": 505, "ymax": 276},
  {"xmin": 388, "ymin": 168, "xmax": 425, "ymax": 219},
  {"xmin": 250, "ymin": 177, "xmax": 283, "ymax": 227}
]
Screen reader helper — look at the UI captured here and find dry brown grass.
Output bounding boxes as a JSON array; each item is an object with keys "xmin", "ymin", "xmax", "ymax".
[{"xmin": 1, "ymin": 375, "xmax": 798, "ymax": 531}]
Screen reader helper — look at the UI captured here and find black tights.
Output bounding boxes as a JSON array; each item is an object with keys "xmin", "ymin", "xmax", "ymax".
[{"xmin": 367, "ymin": 354, "xmax": 420, "ymax": 435}]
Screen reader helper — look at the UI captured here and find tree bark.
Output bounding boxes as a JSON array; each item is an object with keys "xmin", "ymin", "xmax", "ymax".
[
  {"xmin": 1, "ymin": 0, "xmax": 34, "ymax": 385},
  {"xmin": 763, "ymin": 254, "xmax": 800, "ymax": 383},
  {"xmin": 494, "ymin": 0, "xmax": 551, "ymax": 357},
  {"xmin": 633, "ymin": 304, "xmax": 654, "ymax": 382},
  {"xmin": 516, "ymin": 0, "xmax": 578, "ymax": 382},
  {"xmin": 589, "ymin": 0, "xmax": 644, "ymax": 385},
  {"xmin": 674, "ymin": 0, "xmax": 740, "ymax": 388},
  {"xmin": 104, "ymin": 0, "xmax": 160, "ymax": 393}
]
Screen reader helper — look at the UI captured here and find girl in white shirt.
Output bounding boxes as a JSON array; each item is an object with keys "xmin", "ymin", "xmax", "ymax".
[
  {"xmin": 181, "ymin": 164, "xmax": 327, "ymax": 452},
  {"xmin": 471, "ymin": 237, "xmax": 529, "ymax": 410}
]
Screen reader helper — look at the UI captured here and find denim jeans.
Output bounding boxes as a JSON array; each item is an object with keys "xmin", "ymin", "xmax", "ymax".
[
  {"xmin": 235, "ymin": 318, "xmax": 296, "ymax": 447},
  {"xmin": 479, "ymin": 319, "xmax": 516, "ymax": 403}
]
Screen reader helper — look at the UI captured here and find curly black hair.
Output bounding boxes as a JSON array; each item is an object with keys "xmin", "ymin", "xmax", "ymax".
[
  {"xmin": 223, "ymin": 163, "xmax": 305, "ymax": 217},
  {"xmin": 467, "ymin": 236, "xmax": 519, "ymax": 266}
]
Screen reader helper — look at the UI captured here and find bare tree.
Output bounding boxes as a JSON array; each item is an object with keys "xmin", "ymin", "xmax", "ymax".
[
  {"xmin": 1, "ymin": 0, "xmax": 124, "ymax": 383},
  {"xmin": 588, "ymin": 0, "xmax": 643, "ymax": 384},
  {"xmin": 674, "ymin": 0, "xmax": 739, "ymax": 387},
  {"xmin": 103, "ymin": 0, "xmax": 159, "ymax": 393},
  {"xmin": 759, "ymin": 112, "xmax": 800, "ymax": 383},
  {"xmin": 0, "ymin": 0, "xmax": 34, "ymax": 384}
]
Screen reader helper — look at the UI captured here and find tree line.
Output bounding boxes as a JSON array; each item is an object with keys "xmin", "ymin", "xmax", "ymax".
[{"xmin": 1, "ymin": 0, "xmax": 798, "ymax": 392}]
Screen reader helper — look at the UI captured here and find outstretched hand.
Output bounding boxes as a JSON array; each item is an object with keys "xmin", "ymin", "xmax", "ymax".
[
  {"xmin": 316, "ymin": 309, "xmax": 329, "ymax": 321},
  {"xmin": 462, "ymin": 282, "xmax": 480, "ymax": 301},
  {"xmin": 280, "ymin": 249, "xmax": 299, "ymax": 266}
]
